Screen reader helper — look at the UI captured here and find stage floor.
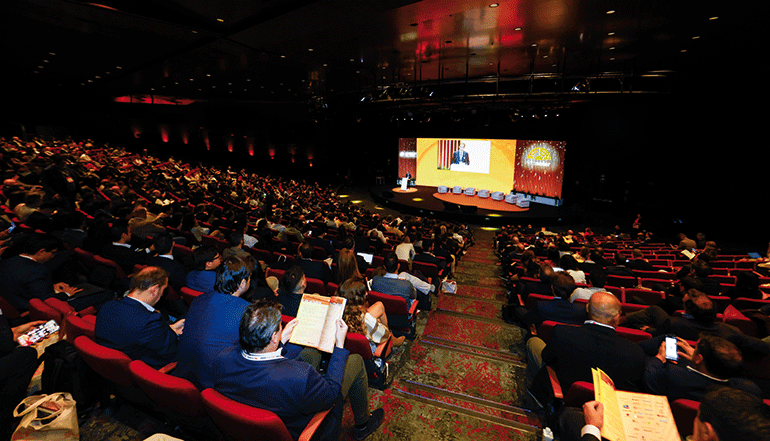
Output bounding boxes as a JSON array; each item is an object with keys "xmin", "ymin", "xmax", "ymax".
[{"xmin": 370, "ymin": 185, "xmax": 560, "ymax": 224}]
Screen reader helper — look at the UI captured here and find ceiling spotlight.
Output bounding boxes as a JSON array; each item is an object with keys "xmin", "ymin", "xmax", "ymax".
[
  {"xmin": 606, "ymin": 10, "xmax": 615, "ymax": 14},
  {"xmin": 216, "ymin": 18, "xmax": 224, "ymax": 22},
  {"xmin": 709, "ymin": 16, "xmax": 718, "ymax": 20},
  {"xmin": 489, "ymin": 3, "xmax": 499, "ymax": 7}
]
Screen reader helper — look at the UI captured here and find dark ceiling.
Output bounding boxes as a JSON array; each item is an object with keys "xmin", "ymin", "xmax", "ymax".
[{"xmin": 2, "ymin": 0, "xmax": 768, "ymax": 106}]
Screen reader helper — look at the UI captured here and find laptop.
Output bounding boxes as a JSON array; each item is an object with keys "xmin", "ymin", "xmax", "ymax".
[{"xmin": 357, "ymin": 252, "xmax": 374, "ymax": 265}]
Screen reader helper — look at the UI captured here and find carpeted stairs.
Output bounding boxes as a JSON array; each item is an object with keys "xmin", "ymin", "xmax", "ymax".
[{"xmin": 341, "ymin": 227, "xmax": 542, "ymax": 440}]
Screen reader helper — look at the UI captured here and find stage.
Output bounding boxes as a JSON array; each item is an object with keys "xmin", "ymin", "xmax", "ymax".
[{"xmin": 368, "ymin": 185, "xmax": 564, "ymax": 225}]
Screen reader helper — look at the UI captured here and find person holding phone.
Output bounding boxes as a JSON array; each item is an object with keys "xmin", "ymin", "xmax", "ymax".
[
  {"xmin": 643, "ymin": 334, "xmax": 762, "ymax": 402},
  {"xmin": 0, "ymin": 314, "xmax": 44, "ymax": 433}
]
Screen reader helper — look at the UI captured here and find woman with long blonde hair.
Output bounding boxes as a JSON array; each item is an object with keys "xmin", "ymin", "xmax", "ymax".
[{"xmin": 337, "ymin": 277, "xmax": 405, "ymax": 348}]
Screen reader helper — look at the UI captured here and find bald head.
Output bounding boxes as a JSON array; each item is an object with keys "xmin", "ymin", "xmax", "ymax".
[{"xmin": 587, "ymin": 292, "xmax": 621, "ymax": 326}]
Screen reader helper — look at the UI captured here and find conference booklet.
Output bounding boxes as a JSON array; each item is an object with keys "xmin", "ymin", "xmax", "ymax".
[
  {"xmin": 289, "ymin": 294, "xmax": 347, "ymax": 353},
  {"xmin": 592, "ymin": 368, "xmax": 680, "ymax": 441}
]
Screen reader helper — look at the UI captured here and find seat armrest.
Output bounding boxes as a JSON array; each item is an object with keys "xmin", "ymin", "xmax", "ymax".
[
  {"xmin": 299, "ymin": 408, "xmax": 332, "ymax": 441},
  {"xmin": 408, "ymin": 300, "xmax": 419, "ymax": 316},
  {"xmin": 159, "ymin": 362, "xmax": 177, "ymax": 374},
  {"xmin": 547, "ymin": 366, "xmax": 563, "ymax": 400}
]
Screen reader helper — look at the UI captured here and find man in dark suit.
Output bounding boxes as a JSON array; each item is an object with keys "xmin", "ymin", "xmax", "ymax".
[
  {"xmin": 0, "ymin": 234, "xmax": 107, "ymax": 312},
  {"xmin": 626, "ymin": 248, "xmax": 654, "ymax": 272},
  {"xmin": 100, "ymin": 221, "xmax": 147, "ymax": 275},
  {"xmin": 212, "ymin": 300, "xmax": 383, "ymax": 441},
  {"xmin": 146, "ymin": 232, "xmax": 188, "ymax": 291},
  {"xmin": 450, "ymin": 143, "xmax": 470, "ymax": 165},
  {"xmin": 623, "ymin": 290, "xmax": 770, "ymax": 357},
  {"xmin": 517, "ymin": 271, "xmax": 587, "ymax": 332},
  {"xmin": 535, "ymin": 292, "xmax": 645, "ymax": 394},
  {"xmin": 296, "ymin": 241, "xmax": 332, "ymax": 284},
  {"xmin": 413, "ymin": 239, "xmax": 448, "ymax": 277},
  {"xmin": 94, "ymin": 267, "xmax": 184, "ymax": 369},
  {"xmin": 174, "ymin": 255, "xmax": 252, "ymax": 389}
]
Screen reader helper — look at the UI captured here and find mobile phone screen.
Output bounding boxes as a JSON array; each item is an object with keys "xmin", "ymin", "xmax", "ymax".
[{"xmin": 665, "ymin": 336, "xmax": 678, "ymax": 362}]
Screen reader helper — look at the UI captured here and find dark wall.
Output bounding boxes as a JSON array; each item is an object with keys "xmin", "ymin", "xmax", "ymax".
[{"xmin": 3, "ymin": 80, "xmax": 766, "ymax": 250}]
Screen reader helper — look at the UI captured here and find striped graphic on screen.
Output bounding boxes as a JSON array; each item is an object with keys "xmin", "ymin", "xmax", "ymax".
[{"xmin": 437, "ymin": 139, "xmax": 460, "ymax": 170}]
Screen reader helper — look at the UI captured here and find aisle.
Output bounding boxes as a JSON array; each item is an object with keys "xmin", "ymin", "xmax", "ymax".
[{"xmin": 343, "ymin": 228, "xmax": 542, "ymax": 440}]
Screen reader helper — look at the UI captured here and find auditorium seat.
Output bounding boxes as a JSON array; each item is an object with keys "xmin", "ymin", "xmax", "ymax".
[
  {"xmin": 29, "ymin": 298, "xmax": 63, "ymax": 325},
  {"xmin": 200, "ymin": 388, "xmax": 331, "ymax": 441},
  {"xmin": 73, "ymin": 335, "xmax": 153, "ymax": 408},
  {"xmin": 366, "ymin": 290, "xmax": 417, "ymax": 340},
  {"xmin": 304, "ymin": 277, "xmax": 327, "ymax": 296},
  {"xmin": 63, "ymin": 314, "xmax": 96, "ymax": 341},
  {"xmin": 605, "ymin": 274, "xmax": 637, "ymax": 288},
  {"xmin": 129, "ymin": 360, "xmax": 217, "ymax": 437},
  {"xmin": 623, "ymin": 288, "xmax": 665, "ymax": 306},
  {"xmin": 344, "ymin": 332, "xmax": 392, "ymax": 389},
  {"xmin": 722, "ymin": 305, "xmax": 757, "ymax": 336},
  {"xmin": 266, "ymin": 268, "xmax": 286, "ymax": 280},
  {"xmin": 180, "ymin": 287, "xmax": 204, "ymax": 306},
  {"xmin": 671, "ymin": 399, "xmax": 699, "ymax": 438}
]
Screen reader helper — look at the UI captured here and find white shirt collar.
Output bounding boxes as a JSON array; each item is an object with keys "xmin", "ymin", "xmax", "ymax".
[
  {"xmin": 584, "ymin": 320, "xmax": 616, "ymax": 330},
  {"xmin": 241, "ymin": 348, "xmax": 284, "ymax": 361},
  {"xmin": 127, "ymin": 296, "xmax": 156, "ymax": 313}
]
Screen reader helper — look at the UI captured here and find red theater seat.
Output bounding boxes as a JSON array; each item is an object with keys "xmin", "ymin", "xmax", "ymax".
[{"xmin": 200, "ymin": 388, "xmax": 330, "ymax": 441}]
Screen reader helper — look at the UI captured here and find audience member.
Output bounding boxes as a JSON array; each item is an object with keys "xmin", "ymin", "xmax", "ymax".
[
  {"xmin": 184, "ymin": 245, "xmax": 222, "ymax": 293},
  {"xmin": 174, "ymin": 256, "xmax": 252, "ymax": 389},
  {"xmin": 212, "ymin": 300, "xmax": 384, "ymax": 441},
  {"xmin": 338, "ymin": 278, "xmax": 406, "ymax": 349},
  {"xmin": 95, "ymin": 267, "xmax": 183, "ymax": 368}
]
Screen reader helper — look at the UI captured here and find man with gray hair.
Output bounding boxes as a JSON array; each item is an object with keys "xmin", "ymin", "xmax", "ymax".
[{"xmin": 212, "ymin": 300, "xmax": 384, "ymax": 441}]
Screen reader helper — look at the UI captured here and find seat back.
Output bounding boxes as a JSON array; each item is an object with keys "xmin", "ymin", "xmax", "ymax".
[
  {"xmin": 304, "ymin": 277, "xmax": 326, "ymax": 296},
  {"xmin": 180, "ymin": 287, "xmax": 205, "ymax": 306},
  {"xmin": 623, "ymin": 288, "xmax": 665, "ymax": 306},
  {"xmin": 200, "ymin": 388, "xmax": 293, "ymax": 441},
  {"xmin": 93, "ymin": 255, "xmax": 128, "ymax": 280},
  {"xmin": 671, "ymin": 398, "xmax": 699, "ymax": 438},
  {"xmin": 537, "ymin": 320, "xmax": 580, "ymax": 343},
  {"xmin": 412, "ymin": 261, "xmax": 439, "ymax": 280},
  {"xmin": 129, "ymin": 360, "xmax": 207, "ymax": 417},
  {"xmin": 266, "ymin": 267, "xmax": 287, "ymax": 280},
  {"xmin": 73, "ymin": 335, "xmax": 136, "ymax": 387},
  {"xmin": 564, "ymin": 381, "xmax": 595, "ymax": 408},
  {"xmin": 63, "ymin": 314, "xmax": 96, "ymax": 341},
  {"xmin": 367, "ymin": 290, "xmax": 408, "ymax": 315},
  {"xmin": 74, "ymin": 247, "xmax": 97, "ymax": 270},
  {"xmin": 616, "ymin": 326, "xmax": 652, "ymax": 343},
  {"xmin": 344, "ymin": 332, "xmax": 374, "ymax": 361},
  {"xmin": 606, "ymin": 274, "xmax": 638, "ymax": 288},
  {"xmin": 29, "ymin": 298, "xmax": 63, "ymax": 324},
  {"xmin": 0, "ymin": 294, "xmax": 24, "ymax": 320}
]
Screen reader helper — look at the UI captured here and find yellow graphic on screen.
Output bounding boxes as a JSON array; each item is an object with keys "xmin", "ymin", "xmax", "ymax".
[{"xmin": 521, "ymin": 142, "xmax": 559, "ymax": 171}]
